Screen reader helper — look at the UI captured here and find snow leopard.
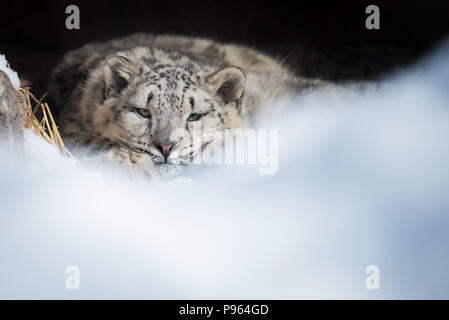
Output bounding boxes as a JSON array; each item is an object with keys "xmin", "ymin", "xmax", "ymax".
[{"xmin": 49, "ymin": 33, "xmax": 328, "ymax": 180}]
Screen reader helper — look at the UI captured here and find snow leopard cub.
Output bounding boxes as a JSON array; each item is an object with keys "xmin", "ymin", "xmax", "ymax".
[{"xmin": 49, "ymin": 33, "xmax": 326, "ymax": 180}]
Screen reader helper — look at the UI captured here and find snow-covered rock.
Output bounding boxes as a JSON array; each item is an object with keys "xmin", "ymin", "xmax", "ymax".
[
  {"xmin": 0, "ymin": 54, "xmax": 20, "ymax": 90},
  {"xmin": 0, "ymin": 61, "xmax": 26, "ymax": 148}
]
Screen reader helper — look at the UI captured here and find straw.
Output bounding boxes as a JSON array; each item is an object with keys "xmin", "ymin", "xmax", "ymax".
[{"xmin": 20, "ymin": 87, "xmax": 75, "ymax": 158}]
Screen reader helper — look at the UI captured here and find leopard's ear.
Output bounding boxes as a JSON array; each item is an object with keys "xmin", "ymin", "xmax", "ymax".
[
  {"xmin": 103, "ymin": 55, "xmax": 135, "ymax": 97},
  {"xmin": 206, "ymin": 66, "xmax": 245, "ymax": 104}
]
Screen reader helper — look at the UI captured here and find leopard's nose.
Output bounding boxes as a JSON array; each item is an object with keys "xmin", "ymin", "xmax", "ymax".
[{"xmin": 157, "ymin": 144, "xmax": 174, "ymax": 159}]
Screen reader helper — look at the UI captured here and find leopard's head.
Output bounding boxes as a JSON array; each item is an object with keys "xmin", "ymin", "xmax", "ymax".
[{"xmin": 92, "ymin": 47, "xmax": 246, "ymax": 168}]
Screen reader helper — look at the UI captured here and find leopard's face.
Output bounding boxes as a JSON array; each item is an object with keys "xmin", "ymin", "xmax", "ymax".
[{"xmin": 92, "ymin": 48, "xmax": 246, "ymax": 169}]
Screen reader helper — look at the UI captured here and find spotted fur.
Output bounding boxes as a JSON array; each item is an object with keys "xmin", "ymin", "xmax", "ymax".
[{"xmin": 49, "ymin": 33, "xmax": 328, "ymax": 179}]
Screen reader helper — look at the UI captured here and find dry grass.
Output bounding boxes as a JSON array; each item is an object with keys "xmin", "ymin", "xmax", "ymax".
[{"xmin": 20, "ymin": 87, "xmax": 75, "ymax": 158}]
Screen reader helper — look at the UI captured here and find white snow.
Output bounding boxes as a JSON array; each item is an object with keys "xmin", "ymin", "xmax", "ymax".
[
  {"xmin": 0, "ymin": 54, "xmax": 20, "ymax": 90},
  {"xmin": 1, "ymin": 40, "xmax": 449, "ymax": 299}
]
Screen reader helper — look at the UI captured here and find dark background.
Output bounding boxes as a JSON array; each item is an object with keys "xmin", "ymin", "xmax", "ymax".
[{"xmin": 1, "ymin": 0, "xmax": 449, "ymax": 96}]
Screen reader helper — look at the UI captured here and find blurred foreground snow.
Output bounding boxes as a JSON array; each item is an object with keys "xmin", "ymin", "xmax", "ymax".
[{"xmin": 1, "ymin": 41, "xmax": 449, "ymax": 299}]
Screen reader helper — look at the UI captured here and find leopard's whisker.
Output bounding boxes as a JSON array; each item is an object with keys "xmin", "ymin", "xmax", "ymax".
[{"xmin": 111, "ymin": 134, "xmax": 153, "ymax": 155}]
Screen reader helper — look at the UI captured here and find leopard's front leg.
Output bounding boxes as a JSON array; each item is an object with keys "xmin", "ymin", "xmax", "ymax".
[{"xmin": 95, "ymin": 144, "xmax": 160, "ymax": 183}]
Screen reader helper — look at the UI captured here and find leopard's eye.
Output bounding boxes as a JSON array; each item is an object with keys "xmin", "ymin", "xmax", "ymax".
[
  {"xmin": 135, "ymin": 107, "xmax": 151, "ymax": 119},
  {"xmin": 187, "ymin": 113, "xmax": 206, "ymax": 121}
]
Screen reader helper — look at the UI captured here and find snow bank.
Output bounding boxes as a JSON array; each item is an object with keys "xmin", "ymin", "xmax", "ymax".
[
  {"xmin": 0, "ymin": 54, "xmax": 20, "ymax": 90},
  {"xmin": 1, "ymin": 40, "xmax": 449, "ymax": 299}
]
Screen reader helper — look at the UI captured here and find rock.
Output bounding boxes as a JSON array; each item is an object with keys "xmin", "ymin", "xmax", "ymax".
[{"xmin": 0, "ymin": 70, "xmax": 27, "ymax": 149}]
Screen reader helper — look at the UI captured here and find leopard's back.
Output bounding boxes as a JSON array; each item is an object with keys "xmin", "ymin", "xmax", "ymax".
[{"xmin": 48, "ymin": 33, "xmax": 292, "ymax": 112}]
